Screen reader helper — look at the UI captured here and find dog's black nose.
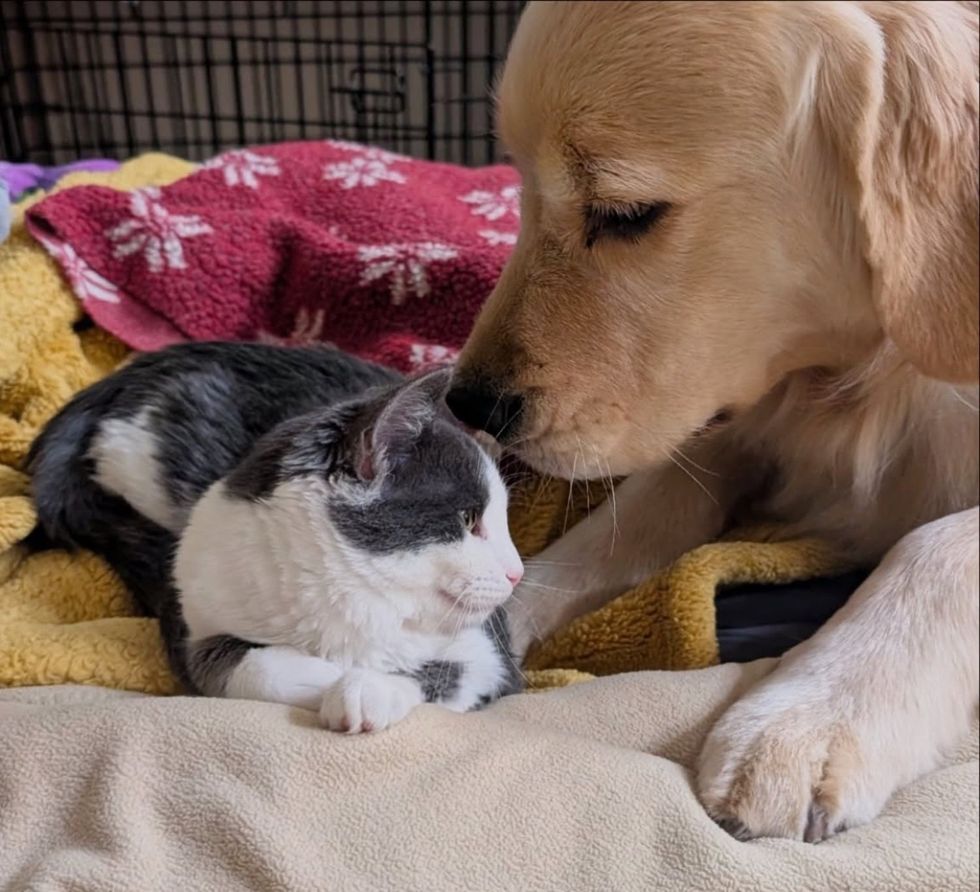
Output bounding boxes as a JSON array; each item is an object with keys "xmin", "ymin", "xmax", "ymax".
[{"xmin": 446, "ymin": 382, "xmax": 524, "ymax": 440}]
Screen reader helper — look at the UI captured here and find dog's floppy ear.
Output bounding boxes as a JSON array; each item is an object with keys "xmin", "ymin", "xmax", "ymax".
[{"xmin": 814, "ymin": 3, "xmax": 978, "ymax": 383}]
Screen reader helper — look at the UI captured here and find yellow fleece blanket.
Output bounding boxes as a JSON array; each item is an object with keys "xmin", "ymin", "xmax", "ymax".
[{"xmin": 0, "ymin": 155, "xmax": 850, "ymax": 694}]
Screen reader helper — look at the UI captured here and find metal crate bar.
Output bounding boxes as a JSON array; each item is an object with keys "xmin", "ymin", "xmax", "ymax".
[{"xmin": 0, "ymin": 0, "xmax": 525, "ymax": 165}]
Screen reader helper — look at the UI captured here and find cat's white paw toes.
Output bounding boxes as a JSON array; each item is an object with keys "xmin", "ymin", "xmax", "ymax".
[
  {"xmin": 320, "ymin": 669, "xmax": 424, "ymax": 734},
  {"xmin": 697, "ymin": 691, "xmax": 895, "ymax": 842}
]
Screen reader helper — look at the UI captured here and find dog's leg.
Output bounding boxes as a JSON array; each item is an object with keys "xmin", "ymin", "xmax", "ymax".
[
  {"xmin": 508, "ymin": 462, "xmax": 729, "ymax": 658},
  {"xmin": 697, "ymin": 507, "xmax": 979, "ymax": 841}
]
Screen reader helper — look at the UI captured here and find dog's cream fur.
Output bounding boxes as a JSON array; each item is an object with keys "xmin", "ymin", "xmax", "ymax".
[{"xmin": 455, "ymin": 1, "xmax": 979, "ymax": 841}]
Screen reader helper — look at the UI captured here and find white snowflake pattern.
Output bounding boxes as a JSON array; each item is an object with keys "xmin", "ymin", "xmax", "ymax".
[
  {"xmin": 203, "ymin": 149, "xmax": 281, "ymax": 189},
  {"xmin": 357, "ymin": 241, "xmax": 458, "ymax": 305},
  {"xmin": 105, "ymin": 187, "xmax": 212, "ymax": 273},
  {"xmin": 325, "ymin": 139, "xmax": 405, "ymax": 164},
  {"xmin": 323, "ymin": 154, "xmax": 407, "ymax": 190},
  {"xmin": 409, "ymin": 343, "xmax": 459, "ymax": 369},
  {"xmin": 478, "ymin": 229, "xmax": 518, "ymax": 247},
  {"xmin": 256, "ymin": 307, "xmax": 332, "ymax": 347},
  {"xmin": 459, "ymin": 184, "xmax": 521, "ymax": 221},
  {"xmin": 36, "ymin": 234, "xmax": 120, "ymax": 304}
]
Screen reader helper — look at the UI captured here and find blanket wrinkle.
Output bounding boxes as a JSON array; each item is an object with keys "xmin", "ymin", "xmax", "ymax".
[{"xmin": 0, "ymin": 678, "xmax": 975, "ymax": 892}]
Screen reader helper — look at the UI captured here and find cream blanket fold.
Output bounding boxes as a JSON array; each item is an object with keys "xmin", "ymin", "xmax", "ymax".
[{"xmin": 1, "ymin": 665, "xmax": 976, "ymax": 892}]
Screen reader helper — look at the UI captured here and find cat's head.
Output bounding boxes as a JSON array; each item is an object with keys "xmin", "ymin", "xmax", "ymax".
[{"xmin": 230, "ymin": 368, "xmax": 524, "ymax": 631}]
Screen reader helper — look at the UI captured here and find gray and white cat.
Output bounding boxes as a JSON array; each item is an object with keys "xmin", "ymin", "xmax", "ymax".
[{"xmin": 28, "ymin": 342, "xmax": 524, "ymax": 732}]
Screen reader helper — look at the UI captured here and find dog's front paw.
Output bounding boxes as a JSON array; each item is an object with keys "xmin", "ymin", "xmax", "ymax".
[
  {"xmin": 696, "ymin": 678, "xmax": 904, "ymax": 842},
  {"xmin": 320, "ymin": 669, "xmax": 424, "ymax": 734}
]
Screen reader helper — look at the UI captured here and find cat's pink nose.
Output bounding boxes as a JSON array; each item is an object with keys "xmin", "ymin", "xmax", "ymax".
[{"xmin": 506, "ymin": 568, "xmax": 524, "ymax": 586}]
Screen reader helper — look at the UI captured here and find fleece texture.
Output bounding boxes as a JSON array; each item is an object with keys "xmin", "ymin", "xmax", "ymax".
[
  {"xmin": 0, "ymin": 150, "xmax": 976, "ymax": 891},
  {"xmin": 1, "ymin": 674, "xmax": 977, "ymax": 892},
  {"xmin": 25, "ymin": 141, "xmax": 522, "ymax": 372},
  {"xmin": 0, "ymin": 151, "xmax": 858, "ymax": 693},
  {"xmin": 0, "ymin": 156, "xmax": 193, "ymax": 694}
]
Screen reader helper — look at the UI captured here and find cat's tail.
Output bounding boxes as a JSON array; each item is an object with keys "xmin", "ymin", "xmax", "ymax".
[
  {"xmin": 25, "ymin": 378, "xmax": 179, "ymax": 623},
  {"xmin": 25, "ymin": 375, "xmax": 122, "ymax": 550}
]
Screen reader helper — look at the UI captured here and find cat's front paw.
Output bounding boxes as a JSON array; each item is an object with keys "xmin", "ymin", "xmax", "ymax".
[{"xmin": 320, "ymin": 668, "xmax": 424, "ymax": 734}]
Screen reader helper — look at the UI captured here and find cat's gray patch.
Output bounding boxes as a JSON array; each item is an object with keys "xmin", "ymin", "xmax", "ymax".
[
  {"xmin": 413, "ymin": 660, "xmax": 463, "ymax": 702},
  {"xmin": 185, "ymin": 635, "xmax": 265, "ymax": 696},
  {"xmin": 223, "ymin": 408, "xmax": 351, "ymax": 502},
  {"xmin": 328, "ymin": 418, "xmax": 489, "ymax": 554},
  {"xmin": 222, "ymin": 430, "xmax": 294, "ymax": 501},
  {"xmin": 411, "ymin": 608, "xmax": 522, "ymax": 706},
  {"xmin": 227, "ymin": 373, "xmax": 491, "ymax": 555}
]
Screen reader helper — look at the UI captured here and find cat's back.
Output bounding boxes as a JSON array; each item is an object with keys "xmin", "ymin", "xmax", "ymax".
[
  {"xmin": 95, "ymin": 342, "xmax": 399, "ymax": 525},
  {"xmin": 31, "ymin": 341, "xmax": 400, "ymax": 537},
  {"xmin": 109, "ymin": 341, "xmax": 398, "ymax": 418}
]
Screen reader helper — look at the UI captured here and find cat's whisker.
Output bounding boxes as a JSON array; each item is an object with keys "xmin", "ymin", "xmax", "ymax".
[
  {"xmin": 505, "ymin": 592, "xmax": 544, "ymax": 645},
  {"xmin": 433, "ymin": 604, "xmax": 471, "ymax": 695},
  {"xmin": 518, "ymin": 580, "xmax": 585, "ymax": 595},
  {"xmin": 434, "ymin": 595, "xmax": 462, "ymax": 634},
  {"xmin": 484, "ymin": 613, "xmax": 532, "ymax": 688},
  {"xmin": 522, "ymin": 559, "xmax": 582, "ymax": 567}
]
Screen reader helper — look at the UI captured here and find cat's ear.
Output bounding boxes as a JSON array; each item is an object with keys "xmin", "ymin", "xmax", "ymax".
[{"xmin": 354, "ymin": 367, "xmax": 453, "ymax": 481}]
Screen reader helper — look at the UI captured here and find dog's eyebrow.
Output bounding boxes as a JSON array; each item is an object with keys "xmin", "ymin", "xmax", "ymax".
[
  {"xmin": 563, "ymin": 143, "xmax": 600, "ymax": 196},
  {"xmin": 564, "ymin": 144, "xmax": 664, "ymax": 207}
]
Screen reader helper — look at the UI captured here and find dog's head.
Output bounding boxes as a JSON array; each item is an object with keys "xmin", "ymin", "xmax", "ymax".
[{"xmin": 449, "ymin": 1, "xmax": 978, "ymax": 478}]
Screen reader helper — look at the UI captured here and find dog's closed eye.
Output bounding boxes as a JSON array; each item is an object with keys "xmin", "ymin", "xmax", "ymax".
[{"xmin": 584, "ymin": 202, "xmax": 671, "ymax": 248}]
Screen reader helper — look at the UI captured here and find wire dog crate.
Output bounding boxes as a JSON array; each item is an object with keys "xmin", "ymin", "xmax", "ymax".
[{"xmin": 0, "ymin": 1, "xmax": 526, "ymax": 166}]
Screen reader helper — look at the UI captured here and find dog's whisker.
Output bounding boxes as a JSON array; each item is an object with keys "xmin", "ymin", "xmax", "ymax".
[
  {"xmin": 561, "ymin": 449, "xmax": 580, "ymax": 536},
  {"xmin": 582, "ymin": 442, "xmax": 618, "ymax": 556},
  {"xmin": 663, "ymin": 449, "xmax": 720, "ymax": 506},
  {"xmin": 485, "ymin": 390, "xmax": 507, "ymax": 441},
  {"xmin": 602, "ymin": 455, "xmax": 620, "ymax": 555},
  {"xmin": 950, "ymin": 389, "xmax": 979, "ymax": 412},
  {"xmin": 671, "ymin": 445, "xmax": 721, "ymax": 478},
  {"xmin": 575, "ymin": 436, "xmax": 593, "ymax": 519}
]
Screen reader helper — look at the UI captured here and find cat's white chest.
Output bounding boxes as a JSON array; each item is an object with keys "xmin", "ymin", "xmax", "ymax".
[
  {"xmin": 271, "ymin": 563, "xmax": 438, "ymax": 672},
  {"xmin": 176, "ymin": 481, "xmax": 444, "ymax": 673}
]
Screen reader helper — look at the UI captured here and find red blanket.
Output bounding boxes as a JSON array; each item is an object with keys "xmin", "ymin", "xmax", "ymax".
[{"xmin": 26, "ymin": 141, "xmax": 521, "ymax": 372}]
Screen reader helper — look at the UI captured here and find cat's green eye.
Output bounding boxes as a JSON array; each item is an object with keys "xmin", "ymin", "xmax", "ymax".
[{"xmin": 461, "ymin": 509, "xmax": 480, "ymax": 532}]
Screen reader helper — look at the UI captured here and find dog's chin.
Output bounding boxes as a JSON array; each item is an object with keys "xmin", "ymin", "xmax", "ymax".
[
  {"xmin": 514, "ymin": 410, "xmax": 735, "ymax": 480},
  {"xmin": 514, "ymin": 437, "xmax": 623, "ymax": 480}
]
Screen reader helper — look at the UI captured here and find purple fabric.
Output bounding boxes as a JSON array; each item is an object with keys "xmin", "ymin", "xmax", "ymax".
[{"xmin": 0, "ymin": 159, "xmax": 120, "ymax": 201}]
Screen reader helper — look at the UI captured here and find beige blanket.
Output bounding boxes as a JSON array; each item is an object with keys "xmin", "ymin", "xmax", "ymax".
[{"xmin": 2, "ymin": 667, "xmax": 977, "ymax": 891}]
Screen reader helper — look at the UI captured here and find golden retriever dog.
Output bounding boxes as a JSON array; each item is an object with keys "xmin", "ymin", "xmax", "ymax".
[{"xmin": 447, "ymin": 1, "xmax": 979, "ymax": 842}]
